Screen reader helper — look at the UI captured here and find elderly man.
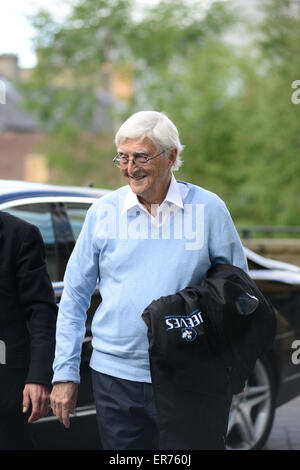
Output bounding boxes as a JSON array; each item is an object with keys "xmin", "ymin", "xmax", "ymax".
[{"xmin": 51, "ymin": 111, "xmax": 248, "ymax": 450}]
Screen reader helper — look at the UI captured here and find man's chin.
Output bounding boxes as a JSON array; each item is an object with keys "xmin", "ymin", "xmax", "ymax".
[{"xmin": 128, "ymin": 177, "xmax": 149, "ymax": 193}]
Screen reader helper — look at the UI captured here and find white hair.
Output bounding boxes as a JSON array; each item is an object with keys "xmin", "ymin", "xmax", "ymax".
[{"xmin": 115, "ymin": 111, "xmax": 184, "ymax": 171}]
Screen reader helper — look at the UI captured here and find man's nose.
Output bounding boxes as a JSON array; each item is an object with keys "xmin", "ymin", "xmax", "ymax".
[{"xmin": 127, "ymin": 158, "xmax": 136, "ymax": 172}]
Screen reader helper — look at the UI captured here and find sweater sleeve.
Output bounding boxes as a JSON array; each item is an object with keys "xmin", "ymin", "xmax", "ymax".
[
  {"xmin": 52, "ymin": 206, "xmax": 100, "ymax": 383},
  {"xmin": 208, "ymin": 201, "xmax": 249, "ymax": 274}
]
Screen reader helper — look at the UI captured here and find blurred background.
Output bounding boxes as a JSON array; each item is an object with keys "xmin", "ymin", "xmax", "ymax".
[{"xmin": 0, "ymin": 0, "xmax": 300, "ymax": 259}]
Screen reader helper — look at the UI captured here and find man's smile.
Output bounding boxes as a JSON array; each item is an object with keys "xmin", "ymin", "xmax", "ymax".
[{"xmin": 128, "ymin": 174, "xmax": 147, "ymax": 181}]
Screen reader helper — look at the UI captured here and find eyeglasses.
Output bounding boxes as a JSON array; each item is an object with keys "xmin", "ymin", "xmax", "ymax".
[{"xmin": 113, "ymin": 149, "xmax": 168, "ymax": 168}]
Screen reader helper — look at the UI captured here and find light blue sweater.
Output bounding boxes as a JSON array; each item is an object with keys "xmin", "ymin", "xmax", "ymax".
[{"xmin": 52, "ymin": 181, "xmax": 248, "ymax": 384}]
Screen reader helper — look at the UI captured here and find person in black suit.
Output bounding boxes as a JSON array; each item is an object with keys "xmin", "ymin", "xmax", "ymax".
[{"xmin": 0, "ymin": 211, "xmax": 58, "ymax": 450}]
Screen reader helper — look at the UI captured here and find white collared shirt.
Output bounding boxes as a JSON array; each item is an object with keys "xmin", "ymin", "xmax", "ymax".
[{"xmin": 122, "ymin": 173, "xmax": 190, "ymax": 227}]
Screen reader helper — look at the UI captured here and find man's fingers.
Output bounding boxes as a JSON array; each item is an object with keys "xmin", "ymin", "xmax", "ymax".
[
  {"xmin": 28, "ymin": 403, "xmax": 40, "ymax": 423},
  {"xmin": 22, "ymin": 388, "xmax": 30, "ymax": 413},
  {"xmin": 39, "ymin": 389, "xmax": 51, "ymax": 418},
  {"xmin": 29, "ymin": 397, "xmax": 49, "ymax": 422},
  {"xmin": 54, "ymin": 403, "xmax": 63, "ymax": 426},
  {"xmin": 51, "ymin": 402, "xmax": 70, "ymax": 428},
  {"xmin": 39, "ymin": 398, "xmax": 49, "ymax": 419},
  {"xmin": 61, "ymin": 406, "xmax": 71, "ymax": 428},
  {"xmin": 28, "ymin": 392, "xmax": 42, "ymax": 423},
  {"xmin": 50, "ymin": 382, "xmax": 78, "ymax": 429},
  {"xmin": 23, "ymin": 384, "xmax": 51, "ymax": 422}
]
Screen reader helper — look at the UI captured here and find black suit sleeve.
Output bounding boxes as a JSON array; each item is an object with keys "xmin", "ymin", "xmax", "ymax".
[{"xmin": 15, "ymin": 224, "xmax": 58, "ymax": 386}]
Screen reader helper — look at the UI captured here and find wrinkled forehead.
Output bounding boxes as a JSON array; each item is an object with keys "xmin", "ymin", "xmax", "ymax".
[{"xmin": 117, "ymin": 136, "xmax": 157, "ymax": 154}]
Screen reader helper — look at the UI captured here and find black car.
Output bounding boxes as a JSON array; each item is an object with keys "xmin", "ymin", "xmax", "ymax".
[{"xmin": 1, "ymin": 179, "xmax": 300, "ymax": 450}]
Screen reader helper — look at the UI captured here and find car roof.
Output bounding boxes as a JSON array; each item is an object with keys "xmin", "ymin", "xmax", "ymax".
[
  {"xmin": 244, "ymin": 246, "xmax": 300, "ymax": 273},
  {"xmin": 0, "ymin": 179, "xmax": 110, "ymax": 203}
]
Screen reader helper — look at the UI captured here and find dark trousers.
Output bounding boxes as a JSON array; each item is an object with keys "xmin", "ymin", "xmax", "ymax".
[
  {"xmin": 0, "ymin": 367, "xmax": 34, "ymax": 450},
  {"xmin": 91, "ymin": 369, "xmax": 160, "ymax": 450}
]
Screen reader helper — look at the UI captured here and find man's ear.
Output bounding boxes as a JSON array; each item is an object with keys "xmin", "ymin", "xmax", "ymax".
[{"xmin": 168, "ymin": 148, "xmax": 178, "ymax": 167}]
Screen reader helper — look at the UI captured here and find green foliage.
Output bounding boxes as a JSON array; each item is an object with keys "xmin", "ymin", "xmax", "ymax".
[{"xmin": 21, "ymin": 0, "xmax": 300, "ymax": 226}]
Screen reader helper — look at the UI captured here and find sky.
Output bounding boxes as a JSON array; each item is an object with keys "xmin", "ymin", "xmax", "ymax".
[
  {"xmin": 0, "ymin": 0, "xmax": 228, "ymax": 69},
  {"xmin": 0, "ymin": 0, "xmax": 73, "ymax": 68}
]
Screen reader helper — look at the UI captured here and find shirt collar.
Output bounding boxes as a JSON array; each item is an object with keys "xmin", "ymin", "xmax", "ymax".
[{"xmin": 122, "ymin": 173, "xmax": 184, "ymax": 214}]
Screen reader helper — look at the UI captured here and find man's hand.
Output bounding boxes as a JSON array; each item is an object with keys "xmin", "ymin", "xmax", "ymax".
[
  {"xmin": 50, "ymin": 382, "xmax": 78, "ymax": 429},
  {"xmin": 23, "ymin": 383, "xmax": 51, "ymax": 423}
]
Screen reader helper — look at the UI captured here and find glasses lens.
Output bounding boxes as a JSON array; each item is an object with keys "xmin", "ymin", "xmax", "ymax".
[
  {"xmin": 117, "ymin": 156, "xmax": 148, "ymax": 167},
  {"xmin": 135, "ymin": 156, "xmax": 148, "ymax": 164},
  {"xmin": 120, "ymin": 157, "xmax": 129, "ymax": 166}
]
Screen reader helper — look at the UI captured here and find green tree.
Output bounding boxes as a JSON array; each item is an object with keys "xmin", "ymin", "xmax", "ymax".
[
  {"xmin": 21, "ymin": 0, "xmax": 135, "ymax": 188},
  {"xmin": 129, "ymin": 0, "xmax": 300, "ymax": 226},
  {"xmin": 21, "ymin": 0, "xmax": 300, "ymax": 227},
  {"xmin": 22, "ymin": 0, "xmax": 235, "ymax": 189},
  {"xmin": 230, "ymin": 0, "xmax": 300, "ymax": 225}
]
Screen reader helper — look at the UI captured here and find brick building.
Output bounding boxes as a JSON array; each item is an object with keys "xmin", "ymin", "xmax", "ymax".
[
  {"xmin": 0, "ymin": 54, "xmax": 48, "ymax": 182},
  {"xmin": 0, "ymin": 53, "xmax": 130, "ymax": 183}
]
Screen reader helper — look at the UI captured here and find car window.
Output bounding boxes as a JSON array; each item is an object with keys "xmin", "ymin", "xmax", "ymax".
[
  {"xmin": 64, "ymin": 202, "xmax": 91, "ymax": 241},
  {"xmin": 247, "ymin": 259, "xmax": 264, "ymax": 270},
  {"xmin": 4, "ymin": 203, "xmax": 58, "ymax": 281}
]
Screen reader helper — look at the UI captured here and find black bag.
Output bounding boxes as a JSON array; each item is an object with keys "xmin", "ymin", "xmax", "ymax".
[
  {"xmin": 142, "ymin": 286, "xmax": 232, "ymax": 449},
  {"xmin": 194, "ymin": 263, "xmax": 277, "ymax": 394},
  {"xmin": 142, "ymin": 263, "xmax": 276, "ymax": 449}
]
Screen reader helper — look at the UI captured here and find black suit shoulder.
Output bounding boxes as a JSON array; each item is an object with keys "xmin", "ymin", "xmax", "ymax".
[
  {"xmin": 0, "ymin": 210, "xmax": 33, "ymax": 227},
  {"xmin": 0, "ymin": 210, "xmax": 45, "ymax": 275},
  {"xmin": 0, "ymin": 210, "xmax": 43, "ymax": 241}
]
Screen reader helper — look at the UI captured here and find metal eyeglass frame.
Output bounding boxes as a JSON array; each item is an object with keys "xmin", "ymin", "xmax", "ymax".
[{"xmin": 112, "ymin": 148, "xmax": 169, "ymax": 168}]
